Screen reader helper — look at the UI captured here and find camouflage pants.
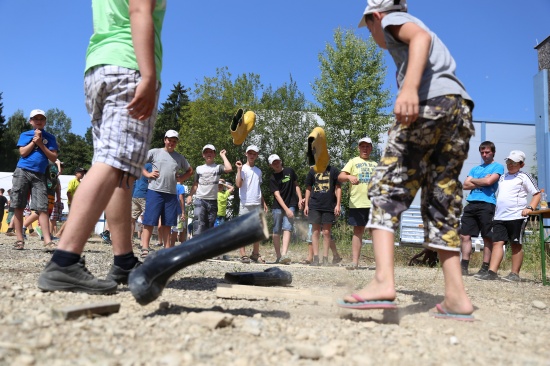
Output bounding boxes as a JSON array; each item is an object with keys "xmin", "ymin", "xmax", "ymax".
[{"xmin": 367, "ymin": 95, "xmax": 475, "ymax": 251}]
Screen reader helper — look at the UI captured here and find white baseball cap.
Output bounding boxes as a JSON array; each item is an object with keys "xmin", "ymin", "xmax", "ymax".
[
  {"xmin": 202, "ymin": 144, "xmax": 216, "ymax": 152},
  {"xmin": 358, "ymin": 137, "xmax": 373, "ymax": 145},
  {"xmin": 505, "ymin": 150, "xmax": 526, "ymax": 163},
  {"xmin": 246, "ymin": 145, "xmax": 259, "ymax": 153},
  {"xmin": 165, "ymin": 130, "xmax": 179, "ymax": 139},
  {"xmin": 268, "ymin": 154, "xmax": 281, "ymax": 165},
  {"xmin": 358, "ymin": 0, "xmax": 408, "ymax": 27},
  {"xmin": 30, "ymin": 109, "xmax": 46, "ymax": 119}
]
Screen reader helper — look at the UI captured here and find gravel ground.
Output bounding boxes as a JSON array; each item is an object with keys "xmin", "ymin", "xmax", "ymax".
[{"xmin": 0, "ymin": 234, "xmax": 549, "ymax": 366}]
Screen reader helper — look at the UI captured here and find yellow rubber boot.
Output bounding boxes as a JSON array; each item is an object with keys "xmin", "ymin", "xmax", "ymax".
[
  {"xmin": 230, "ymin": 109, "xmax": 256, "ymax": 145},
  {"xmin": 307, "ymin": 127, "xmax": 329, "ymax": 173}
]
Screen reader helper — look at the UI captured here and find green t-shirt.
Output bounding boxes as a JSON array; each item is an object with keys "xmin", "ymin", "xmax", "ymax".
[
  {"xmin": 342, "ymin": 157, "xmax": 377, "ymax": 209},
  {"xmin": 217, "ymin": 190, "xmax": 232, "ymax": 217},
  {"xmin": 85, "ymin": 0, "xmax": 166, "ymax": 81}
]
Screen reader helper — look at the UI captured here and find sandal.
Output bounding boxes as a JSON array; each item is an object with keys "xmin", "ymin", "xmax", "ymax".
[
  {"xmin": 43, "ymin": 242, "xmax": 57, "ymax": 251},
  {"xmin": 249, "ymin": 253, "xmax": 265, "ymax": 264},
  {"xmin": 240, "ymin": 255, "xmax": 251, "ymax": 264},
  {"xmin": 13, "ymin": 240, "xmax": 25, "ymax": 250},
  {"xmin": 300, "ymin": 259, "xmax": 312, "ymax": 265},
  {"xmin": 140, "ymin": 248, "xmax": 153, "ymax": 258}
]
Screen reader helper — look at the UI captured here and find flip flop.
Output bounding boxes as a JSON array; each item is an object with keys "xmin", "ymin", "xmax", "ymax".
[
  {"xmin": 430, "ymin": 303, "xmax": 475, "ymax": 322},
  {"xmin": 337, "ymin": 293, "xmax": 397, "ymax": 310}
]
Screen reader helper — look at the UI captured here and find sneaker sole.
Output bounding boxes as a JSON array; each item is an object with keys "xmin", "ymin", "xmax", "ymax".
[
  {"xmin": 501, "ymin": 277, "xmax": 520, "ymax": 283},
  {"xmin": 280, "ymin": 258, "xmax": 291, "ymax": 265},
  {"xmin": 37, "ymin": 278, "xmax": 117, "ymax": 294}
]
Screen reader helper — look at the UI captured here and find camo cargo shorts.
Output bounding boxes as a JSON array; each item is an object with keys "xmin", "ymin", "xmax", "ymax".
[{"xmin": 367, "ymin": 95, "xmax": 475, "ymax": 252}]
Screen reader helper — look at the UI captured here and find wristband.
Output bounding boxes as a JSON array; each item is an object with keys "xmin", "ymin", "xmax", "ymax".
[{"xmin": 526, "ymin": 206, "xmax": 534, "ymax": 210}]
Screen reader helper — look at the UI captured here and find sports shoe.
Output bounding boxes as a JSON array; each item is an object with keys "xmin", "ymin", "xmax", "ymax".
[
  {"xmin": 310, "ymin": 257, "xmax": 320, "ymax": 267},
  {"xmin": 101, "ymin": 230, "xmax": 112, "ymax": 245},
  {"xmin": 322, "ymin": 256, "xmax": 329, "ymax": 266},
  {"xmin": 332, "ymin": 255, "xmax": 343, "ymax": 265},
  {"xmin": 106, "ymin": 261, "xmax": 142, "ymax": 285},
  {"xmin": 473, "ymin": 267, "xmax": 488, "ymax": 278},
  {"xmin": 37, "ymin": 258, "xmax": 118, "ymax": 294},
  {"xmin": 279, "ymin": 255, "xmax": 291, "ymax": 265},
  {"xmin": 502, "ymin": 272, "xmax": 521, "ymax": 282},
  {"xmin": 475, "ymin": 270, "xmax": 499, "ymax": 281},
  {"xmin": 28, "ymin": 229, "xmax": 38, "ymax": 237},
  {"xmin": 461, "ymin": 267, "xmax": 469, "ymax": 276}
]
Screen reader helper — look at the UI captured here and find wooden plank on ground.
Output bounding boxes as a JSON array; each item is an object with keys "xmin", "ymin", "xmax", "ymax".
[
  {"xmin": 52, "ymin": 302, "xmax": 121, "ymax": 320},
  {"xmin": 216, "ymin": 283, "xmax": 332, "ymax": 304}
]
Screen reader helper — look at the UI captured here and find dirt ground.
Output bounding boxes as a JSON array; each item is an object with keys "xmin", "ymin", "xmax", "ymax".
[{"xmin": 0, "ymin": 234, "xmax": 549, "ymax": 366}]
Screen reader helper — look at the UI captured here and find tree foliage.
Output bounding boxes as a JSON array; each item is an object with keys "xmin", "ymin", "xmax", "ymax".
[
  {"xmin": 0, "ymin": 110, "xmax": 29, "ymax": 171},
  {"xmin": 151, "ymin": 82, "xmax": 191, "ymax": 148},
  {"xmin": 45, "ymin": 108, "xmax": 72, "ymax": 143},
  {"xmin": 312, "ymin": 28, "xmax": 392, "ymax": 166}
]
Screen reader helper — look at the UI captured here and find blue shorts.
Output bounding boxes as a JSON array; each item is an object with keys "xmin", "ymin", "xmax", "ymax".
[
  {"xmin": 348, "ymin": 208, "xmax": 370, "ymax": 227},
  {"xmin": 142, "ymin": 190, "xmax": 178, "ymax": 227},
  {"xmin": 272, "ymin": 207, "xmax": 295, "ymax": 234}
]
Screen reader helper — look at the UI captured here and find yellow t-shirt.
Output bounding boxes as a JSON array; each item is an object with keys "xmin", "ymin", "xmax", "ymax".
[
  {"xmin": 66, "ymin": 178, "xmax": 80, "ymax": 204},
  {"xmin": 342, "ymin": 157, "xmax": 377, "ymax": 208}
]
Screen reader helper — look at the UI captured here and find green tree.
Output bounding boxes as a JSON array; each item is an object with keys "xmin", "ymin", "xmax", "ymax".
[
  {"xmin": 151, "ymin": 82, "xmax": 191, "ymax": 148},
  {"xmin": 312, "ymin": 28, "xmax": 392, "ymax": 166},
  {"xmin": 57, "ymin": 133, "xmax": 93, "ymax": 174},
  {"xmin": 255, "ymin": 76, "xmax": 317, "ymax": 207},
  {"xmin": 45, "ymin": 108, "xmax": 72, "ymax": 143},
  {"xmin": 0, "ymin": 110, "xmax": 29, "ymax": 171}
]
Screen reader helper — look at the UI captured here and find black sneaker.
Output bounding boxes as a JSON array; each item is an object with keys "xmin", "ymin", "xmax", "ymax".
[
  {"xmin": 322, "ymin": 256, "xmax": 329, "ymax": 266},
  {"xmin": 310, "ymin": 258, "xmax": 320, "ymax": 266},
  {"xmin": 332, "ymin": 255, "xmax": 343, "ymax": 265},
  {"xmin": 475, "ymin": 270, "xmax": 499, "ymax": 281},
  {"xmin": 106, "ymin": 261, "xmax": 142, "ymax": 285},
  {"xmin": 473, "ymin": 267, "xmax": 488, "ymax": 278},
  {"xmin": 37, "ymin": 258, "xmax": 118, "ymax": 294},
  {"xmin": 101, "ymin": 230, "xmax": 112, "ymax": 245}
]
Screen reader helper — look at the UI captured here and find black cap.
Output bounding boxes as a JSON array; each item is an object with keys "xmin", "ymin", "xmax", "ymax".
[{"xmin": 75, "ymin": 167, "xmax": 87, "ymax": 174}]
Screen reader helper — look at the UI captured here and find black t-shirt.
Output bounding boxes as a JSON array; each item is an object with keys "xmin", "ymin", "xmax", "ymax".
[
  {"xmin": 269, "ymin": 167, "xmax": 298, "ymax": 209},
  {"xmin": 0, "ymin": 195, "xmax": 7, "ymax": 211},
  {"xmin": 305, "ymin": 165, "xmax": 340, "ymax": 211}
]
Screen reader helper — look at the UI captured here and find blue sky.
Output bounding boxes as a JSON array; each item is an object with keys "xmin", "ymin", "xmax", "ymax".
[{"xmin": 1, "ymin": 1, "xmax": 549, "ymax": 137}]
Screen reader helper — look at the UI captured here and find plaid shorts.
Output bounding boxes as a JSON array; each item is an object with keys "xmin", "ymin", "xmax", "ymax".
[
  {"xmin": 367, "ymin": 95, "xmax": 475, "ymax": 252},
  {"xmin": 49, "ymin": 200, "xmax": 64, "ymax": 221},
  {"xmin": 84, "ymin": 65, "xmax": 160, "ymax": 178},
  {"xmin": 11, "ymin": 168, "xmax": 49, "ymax": 212}
]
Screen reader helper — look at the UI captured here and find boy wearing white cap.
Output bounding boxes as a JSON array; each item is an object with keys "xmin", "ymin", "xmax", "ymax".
[
  {"xmin": 236, "ymin": 145, "xmax": 268, "ymax": 263},
  {"xmin": 187, "ymin": 145, "xmax": 232, "ymax": 236},
  {"xmin": 477, "ymin": 151, "xmax": 540, "ymax": 282},
  {"xmin": 338, "ymin": 137, "xmax": 377, "ymax": 268},
  {"xmin": 268, "ymin": 154, "xmax": 303, "ymax": 264},
  {"xmin": 339, "ymin": 0, "xmax": 475, "ymax": 320}
]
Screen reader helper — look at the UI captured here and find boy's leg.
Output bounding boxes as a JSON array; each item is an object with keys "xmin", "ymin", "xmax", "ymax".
[
  {"xmin": 272, "ymin": 209, "xmax": 283, "ymax": 259},
  {"xmin": 160, "ymin": 225, "xmax": 171, "ymax": 249},
  {"xmin": 13, "ymin": 208, "xmax": 25, "ymax": 242},
  {"xmin": 343, "ymin": 229, "xmax": 396, "ymax": 302},
  {"xmin": 460, "ymin": 234, "xmax": 473, "ymax": 260},
  {"xmin": 352, "ymin": 225, "xmax": 366, "ymax": 266},
  {"xmin": 280, "ymin": 207, "xmax": 294, "ymax": 256},
  {"xmin": 321, "ymin": 224, "xmax": 332, "ymax": 258},
  {"xmin": 281, "ymin": 230, "xmax": 292, "ymax": 256},
  {"xmin": 437, "ymin": 250, "xmax": 474, "ymax": 315},
  {"xmin": 38, "ymin": 211, "xmax": 52, "ymax": 243},
  {"xmin": 488, "ymin": 240, "xmax": 505, "ymax": 273},
  {"xmin": 311, "ymin": 224, "xmax": 321, "ymax": 257},
  {"xmin": 141, "ymin": 225, "xmax": 154, "ymax": 251},
  {"xmin": 510, "ymin": 243, "xmax": 524, "ymax": 274},
  {"xmin": 104, "ymin": 178, "xmax": 135, "ymax": 256}
]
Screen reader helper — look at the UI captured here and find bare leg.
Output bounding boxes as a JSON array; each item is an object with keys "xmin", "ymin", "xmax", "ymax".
[
  {"xmin": 13, "ymin": 208, "xmax": 25, "ymax": 242},
  {"xmin": 460, "ymin": 234, "xmax": 472, "ymax": 260},
  {"xmin": 482, "ymin": 237, "xmax": 493, "ymax": 263},
  {"xmin": 281, "ymin": 230, "xmax": 292, "ymax": 255},
  {"xmin": 352, "ymin": 225, "xmax": 365, "ymax": 266},
  {"xmin": 343, "ymin": 229, "xmax": 396, "ymax": 302},
  {"xmin": 321, "ymin": 224, "xmax": 331, "ymax": 257},
  {"xmin": 510, "ymin": 243, "xmax": 524, "ymax": 274},
  {"xmin": 38, "ymin": 211, "xmax": 52, "ymax": 243},
  {"xmin": 437, "ymin": 250, "xmax": 474, "ymax": 315},
  {"xmin": 273, "ymin": 233, "xmax": 281, "ymax": 259},
  {"xmin": 141, "ymin": 225, "xmax": 154, "ymax": 251},
  {"xmin": 488, "ymin": 240, "xmax": 505, "ymax": 273},
  {"xmin": 311, "ymin": 224, "xmax": 321, "ymax": 256}
]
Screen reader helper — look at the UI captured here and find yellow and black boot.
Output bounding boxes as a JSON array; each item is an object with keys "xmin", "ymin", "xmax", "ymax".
[
  {"xmin": 307, "ymin": 127, "xmax": 329, "ymax": 173},
  {"xmin": 230, "ymin": 108, "xmax": 256, "ymax": 145}
]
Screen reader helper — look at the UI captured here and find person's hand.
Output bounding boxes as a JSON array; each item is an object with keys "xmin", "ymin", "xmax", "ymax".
[
  {"xmin": 127, "ymin": 77, "xmax": 157, "ymax": 120},
  {"xmin": 304, "ymin": 206, "xmax": 309, "ymax": 217},
  {"xmin": 33, "ymin": 130, "xmax": 43, "ymax": 147},
  {"xmin": 285, "ymin": 209, "xmax": 294, "ymax": 219},
  {"xmin": 348, "ymin": 176, "xmax": 359, "ymax": 185},
  {"xmin": 235, "ymin": 161, "xmax": 242, "ymax": 169},
  {"xmin": 334, "ymin": 205, "xmax": 341, "ymax": 216},
  {"xmin": 220, "ymin": 149, "xmax": 227, "ymax": 157},
  {"xmin": 298, "ymin": 199, "xmax": 304, "ymax": 210},
  {"xmin": 186, "ymin": 196, "xmax": 192, "ymax": 206},
  {"xmin": 149, "ymin": 170, "xmax": 160, "ymax": 179},
  {"xmin": 394, "ymin": 88, "xmax": 419, "ymax": 126},
  {"xmin": 263, "ymin": 204, "xmax": 268, "ymax": 213}
]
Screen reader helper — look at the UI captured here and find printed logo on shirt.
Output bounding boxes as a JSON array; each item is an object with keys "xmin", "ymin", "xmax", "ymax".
[{"xmin": 313, "ymin": 172, "xmax": 330, "ymax": 193}]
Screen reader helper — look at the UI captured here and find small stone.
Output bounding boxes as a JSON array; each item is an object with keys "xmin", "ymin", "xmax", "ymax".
[
  {"xmin": 242, "ymin": 318, "xmax": 262, "ymax": 336},
  {"xmin": 443, "ymin": 328, "xmax": 455, "ymax": 335},
  {"xmin": 13, "ymin": 354, "xmax": 35, "ymax": 366},
  {"xmin": 186, "ymin": 311, "xmax": 233, "ymax": 329},
  {"xmin": 286, "ymin": 344, "xmax": 322, "ymax": 360},
  {"xmin": 450, "ymin": 336, "xmax": 459, "ymax": 345},
  {"xmin": 532, "ymin": 300, "xmax": 547, "ymax": 310},
  {"xmin": 158, "ymin": 301, "xmax": 170, "ymax": 310}
]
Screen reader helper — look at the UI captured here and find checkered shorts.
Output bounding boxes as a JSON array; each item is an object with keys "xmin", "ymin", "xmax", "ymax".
[
  {"xmin": 84, "ymin": 65, "xmax": 160, "ymax": 178},
  {"xmin": 49, "ymin": 201, "xmax": 64, "ymax": 221}
]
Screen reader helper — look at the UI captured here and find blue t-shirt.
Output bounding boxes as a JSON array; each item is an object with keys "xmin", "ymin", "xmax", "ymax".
[
  {"xmin": 466, "ymin": 162, "xmax": 505, "ymax": 204},
  {"xmin": 16, "ymin": 129, "xmax": 58, "ymax": 174},
  {"xmin": 176, "ymin": 183, "xmax": 185, "ymax": 215},
  {"xmin": 133, "ymin": 163, "xmax": 152, "ymax": 198}
]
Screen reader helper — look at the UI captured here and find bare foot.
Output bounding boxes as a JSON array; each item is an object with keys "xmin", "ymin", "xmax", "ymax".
[
  {"xmin": 342, "ymin": 278, "xmax": 396, "ymax": 303},
  {"xmin": 435, "ymin": 299, "xmax": 474, "ymax": 316}
]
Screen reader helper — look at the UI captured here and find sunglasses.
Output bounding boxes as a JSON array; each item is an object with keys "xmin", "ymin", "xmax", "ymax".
[{"xmin": 31, "ymin": 117, "xmax": 46, "ymax": 121}]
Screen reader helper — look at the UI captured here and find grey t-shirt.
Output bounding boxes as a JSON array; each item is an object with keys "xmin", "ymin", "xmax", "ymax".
[
  {"xmin": 382, "ymin": 12, "xmax": 472, "ymax": 104},
  {"xmin": 194, "ymin": 164, "xmax": 225, "ymax": 200},
  {"xmin": 146, "ymin": 148, "xmax": 190, "ymax": 194}
]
